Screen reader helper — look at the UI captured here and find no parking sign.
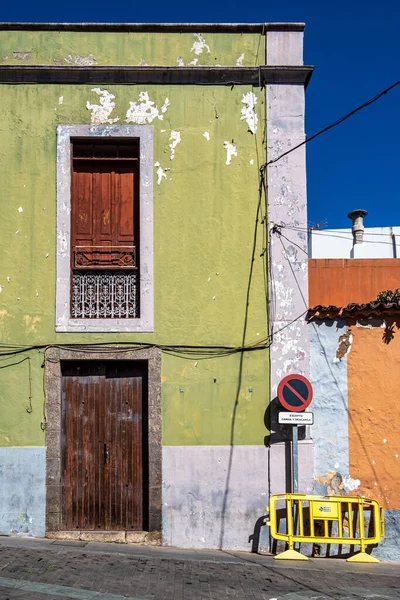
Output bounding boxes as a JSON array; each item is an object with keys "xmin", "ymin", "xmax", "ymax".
[{"xmin": 277, "ymin": 374, "xmax": 313, "ymax": 413}]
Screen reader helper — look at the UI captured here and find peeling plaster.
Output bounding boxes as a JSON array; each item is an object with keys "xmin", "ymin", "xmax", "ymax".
[
  {"xmin": 342, "ymin": 474, "xmax": 361, "ymax": 492},
  {"xmin": 241, "ymin": 92, "xmax": 258, "ymax": 135},
  {"xmin": 125, "ymin": 92, "xmax": 170, "ymax": 125},
  {"xmin": 188, "ymin": 58, "xmax": 199, "ymax": 66},
  {"xmin": 333, "ymin": 329, "xmax": 353, "ymax": 363},
  {"xmin": 13, "ymin": 52, "xmax": 32, "ymax": 60},
  {"xmin": 17, "ymin": 207, "xmax": 23, "ymax": 213},
  {"xmin": 274, "ymin": 280, "xmax": 294, "ymax": 309},
  {"xmin": 236, "ymin": 53, "xmax": 245, "ymax": 66},
  {"xmin": 154, "ymin": 161, "xmax": 166, "ymax": 185},
  {"xmin": 203, "ymin": 131, "xmax": 210, "ymax": 141},
  {"xmin": 169, "ymin": 130, "xmax": 181, "ymax": 160},
  {"xmin": 190, "ymin": 33, "xmax": 211, "ymax": 56},
  {"xmin": 86, "ymin": 88, "xmax": 119, "ymax": 124},
  {"xmin": 316, "ymin": 471, "xmax": 345, "ymax": 495},
  {"xmin": 137, "ymin": 58, "xmax": 147, "ymax": 66},
  {"xmin": 223, "ymin": 141, "xmax": 237, "ymax": 165},
  {"xmin": 161, "ymin": 98, "xmax": 170, "ymax": 113},
  {"xmin": 249, "ymin": 159, "xmax": 254, "ymax": 165},
  {"xmin": 58, "ymin": 96, "xmax": 64, "ymax": 105},
  {"xmin": 65, "ymin": 54, "xmax": 97, "ymax": 66},
  {"xmin": 177, "ymin": 57, "xmax": 185, "ymax": 66}
]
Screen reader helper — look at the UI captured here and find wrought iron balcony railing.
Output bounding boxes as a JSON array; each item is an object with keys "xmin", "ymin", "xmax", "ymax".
[{"xmin": 72, "ymin": 271, "xmax": 139, "ymax": 319}]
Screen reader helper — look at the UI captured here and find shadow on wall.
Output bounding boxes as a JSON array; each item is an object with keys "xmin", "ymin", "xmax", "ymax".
[
  {"xmin": 264, "ymin": 397, "xmax": 306, "ymax": 446},
  {"xmin": 248, "ymin": 399, "xmax": 308, "ymax": 554},
  {"xmin": 218, "ymin": 159, "xmax": 267, "ymax": 550},
  {"xmin": 382, "ymin": 317, "xmax": 400, "ymax": 344}
]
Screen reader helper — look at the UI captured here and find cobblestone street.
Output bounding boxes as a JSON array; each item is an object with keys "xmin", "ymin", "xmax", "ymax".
[{"xmin": 0, "ymin": 537, "xmax": 399, "ymax": 600}]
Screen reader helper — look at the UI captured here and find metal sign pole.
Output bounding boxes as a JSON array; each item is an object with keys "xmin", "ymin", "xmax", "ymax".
[{"xmin": 292, "ymin": 424, "xmax": 299, "ymax": 493}]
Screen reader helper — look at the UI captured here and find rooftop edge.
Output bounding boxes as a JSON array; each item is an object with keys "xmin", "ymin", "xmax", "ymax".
[{"xmin": 0, "ymin": 22, "xmax": 305, "ymax": 33}]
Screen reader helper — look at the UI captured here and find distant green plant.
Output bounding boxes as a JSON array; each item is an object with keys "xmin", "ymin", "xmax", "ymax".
[{"xmin": 376, "ymin": 288, "xmax": 400, "ymax": 303}]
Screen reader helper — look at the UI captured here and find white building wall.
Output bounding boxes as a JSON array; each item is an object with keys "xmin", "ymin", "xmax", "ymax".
[{"xmin": 309, "ymin": 227, "xmax": 400, "ymax": 259}]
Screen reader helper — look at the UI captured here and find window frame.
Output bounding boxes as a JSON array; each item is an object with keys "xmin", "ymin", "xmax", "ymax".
[{"xmin": 56, "ymin": 125, "xmax": 154, "ymax": 333}]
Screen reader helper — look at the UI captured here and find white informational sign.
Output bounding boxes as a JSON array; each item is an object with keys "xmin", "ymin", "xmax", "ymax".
[{"xmin": 278, "ymin": 412, "xmax": 314, "ymax": 425}]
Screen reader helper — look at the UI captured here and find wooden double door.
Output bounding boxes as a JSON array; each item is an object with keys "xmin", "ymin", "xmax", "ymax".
[{"xmin": 61, "ymin": 361, "xmax": 148, "ymax": 531}]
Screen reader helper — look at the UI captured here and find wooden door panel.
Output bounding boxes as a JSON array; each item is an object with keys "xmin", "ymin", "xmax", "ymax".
[
  {"xmin": 61, "ymin": 361, "xmax": 146, "ymax": 531},
  {"xmin": 116, "ymin": 167, "xmax": 135, "ymax": 240},
  {"xmin": 95, "ymin": 167, "xmax": 113, "ymax": 241},
  {"xmin": 73, "ymin": 167, "xmax": 93, "ymax": 237}
]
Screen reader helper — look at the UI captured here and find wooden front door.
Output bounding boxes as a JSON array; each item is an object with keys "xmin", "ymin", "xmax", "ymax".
[{"xmin": 61, "ymin": 361, "xmax": 147, "ymax": 531}]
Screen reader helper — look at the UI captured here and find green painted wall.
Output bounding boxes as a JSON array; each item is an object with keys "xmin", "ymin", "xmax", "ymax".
[
  {"xmin": 0, "ymin": 32, "xmax": 269, "ymax": 448},
  {"xmin": 0, "ymin": 31, "xmax": 265, "ymax": 66},
  {"xmin": 162, "ymin": 352, "xmax": 268, "ymax": 446}
]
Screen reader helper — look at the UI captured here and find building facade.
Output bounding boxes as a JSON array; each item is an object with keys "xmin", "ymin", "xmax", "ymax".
[
  {"xmin": 309, "ymin": 212, "xmax": 400, "ymax": 560},
  {"xmin": 0, "ymin": 22, "xmax": 312, "ymax": 550}
]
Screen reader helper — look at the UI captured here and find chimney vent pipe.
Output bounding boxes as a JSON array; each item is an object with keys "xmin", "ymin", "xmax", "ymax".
[{"xmin": 348, "ymin": 209, "xmax": 368, "ymax": 244}]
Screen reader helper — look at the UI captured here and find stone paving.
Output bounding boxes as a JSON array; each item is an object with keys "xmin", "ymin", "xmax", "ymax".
[{"xmin": 0, "ymin": 537, "xmax": 399, "ymax": 600}]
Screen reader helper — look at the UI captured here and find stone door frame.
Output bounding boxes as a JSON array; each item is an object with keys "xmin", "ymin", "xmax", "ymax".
[{"xmin": 45, "ymin": 346, "xmax": 162, "ymax": 537}]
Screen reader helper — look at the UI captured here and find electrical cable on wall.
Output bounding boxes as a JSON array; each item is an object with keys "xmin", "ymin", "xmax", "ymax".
[
  {"xmin": 262, "ymin": 79, "xmax": 400, "ymax": 169},
  {"xmin": 276, "ymin": 222, "xmax": 400, "ymax": 248}
]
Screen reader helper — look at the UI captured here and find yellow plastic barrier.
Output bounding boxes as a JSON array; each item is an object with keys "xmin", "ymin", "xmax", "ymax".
[{"xmin": 266, "ymin": 493, "xmax": 384, "ymax": 563}]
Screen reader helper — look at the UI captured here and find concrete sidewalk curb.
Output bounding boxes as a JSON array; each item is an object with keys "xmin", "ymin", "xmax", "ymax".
[{"xmin": 0, "ymin": 535, "xmax": 399, "ymax": 575}]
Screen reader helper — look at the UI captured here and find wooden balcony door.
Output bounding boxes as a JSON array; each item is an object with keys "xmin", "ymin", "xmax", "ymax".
[{"xmin": 61, "ymin": 361, "xmax": 148, "ymax": 531}]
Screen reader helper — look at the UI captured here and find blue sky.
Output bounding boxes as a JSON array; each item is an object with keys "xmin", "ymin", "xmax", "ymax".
[{"xmin": 2, "ymin": 0, "xmax": 400, "ymax": 229}]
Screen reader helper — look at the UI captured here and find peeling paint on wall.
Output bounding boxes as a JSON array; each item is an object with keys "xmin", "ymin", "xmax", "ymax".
[
  {"xmin": 236, "ymin": 53, "xmax": 245, "ymax": 66},
  {"xmin": 65, "ymin": 54, "xmax": 96, "ymax": 66},
  {"xmin": 13, "ymin": 52, "xmax": 32, "ymax": 60},
  {"xmin": 86, "ymin": 88, "xmax": 119, "ymax": 124},
  {"xmin": 190, "ymin": 33, "xmax": 211, "ymax": 56},
  {"xmin": 342, "ymin": 474, "xmax": 360, "ymax": 492},
  {"xmin": 223, "ymin": 141, "xmax": 237, "ymax": 165},
  {"xmin": 125, "ymin": 91, "xmax": 170, "ymax": 125},
  {"xmin": 203, "ymin": 131, "xmax": 210, "ymax": 141},
  {"xmin": 241, "ymin": 92, "xmax": 258, "ymax": 135},
  {"xmin": 58, "ymin": 96, "xmax": 63, "ymax": 105},
  {"xmin": 316, "ymin": 470, "xmax": 345, "ymax": 495},
  {"xmin": 154, "ymin": 161, "xmax": 166, "ymax": 185},
  {"xmin": 177, "ymin": 57, "xmax": 185, "ymax": 66},
  {"xmin": 315, "ymin": 471, "xmax": 359, "ymax": 495},
  {"xmin": 334, "ymin": 329, "xmax": 353, "ymax": 363},
  {"xmin": 169, "ymin": 131, "xmax": 181, "ymax": 160}
]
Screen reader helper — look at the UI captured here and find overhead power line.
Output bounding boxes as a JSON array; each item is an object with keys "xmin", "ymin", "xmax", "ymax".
[
  {"xmin": 264, "ymin": 79, "xmax": 400, "ymax": 168},
  {"xmin": 282, "ymin": 223, "xmax": 399, "ymax": 248}
]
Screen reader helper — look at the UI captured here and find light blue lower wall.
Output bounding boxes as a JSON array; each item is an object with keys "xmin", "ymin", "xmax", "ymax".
[
  {"xmin": 0, "ymin": 447, "xmax": 45, "ymax": 537},
  {"xmin": 310, "ymin": 319, "xmax": 350, "ymax": 492},
  {"xmin": 373, "ymin": 510, "xmax": 400, "ymax": 561}
]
